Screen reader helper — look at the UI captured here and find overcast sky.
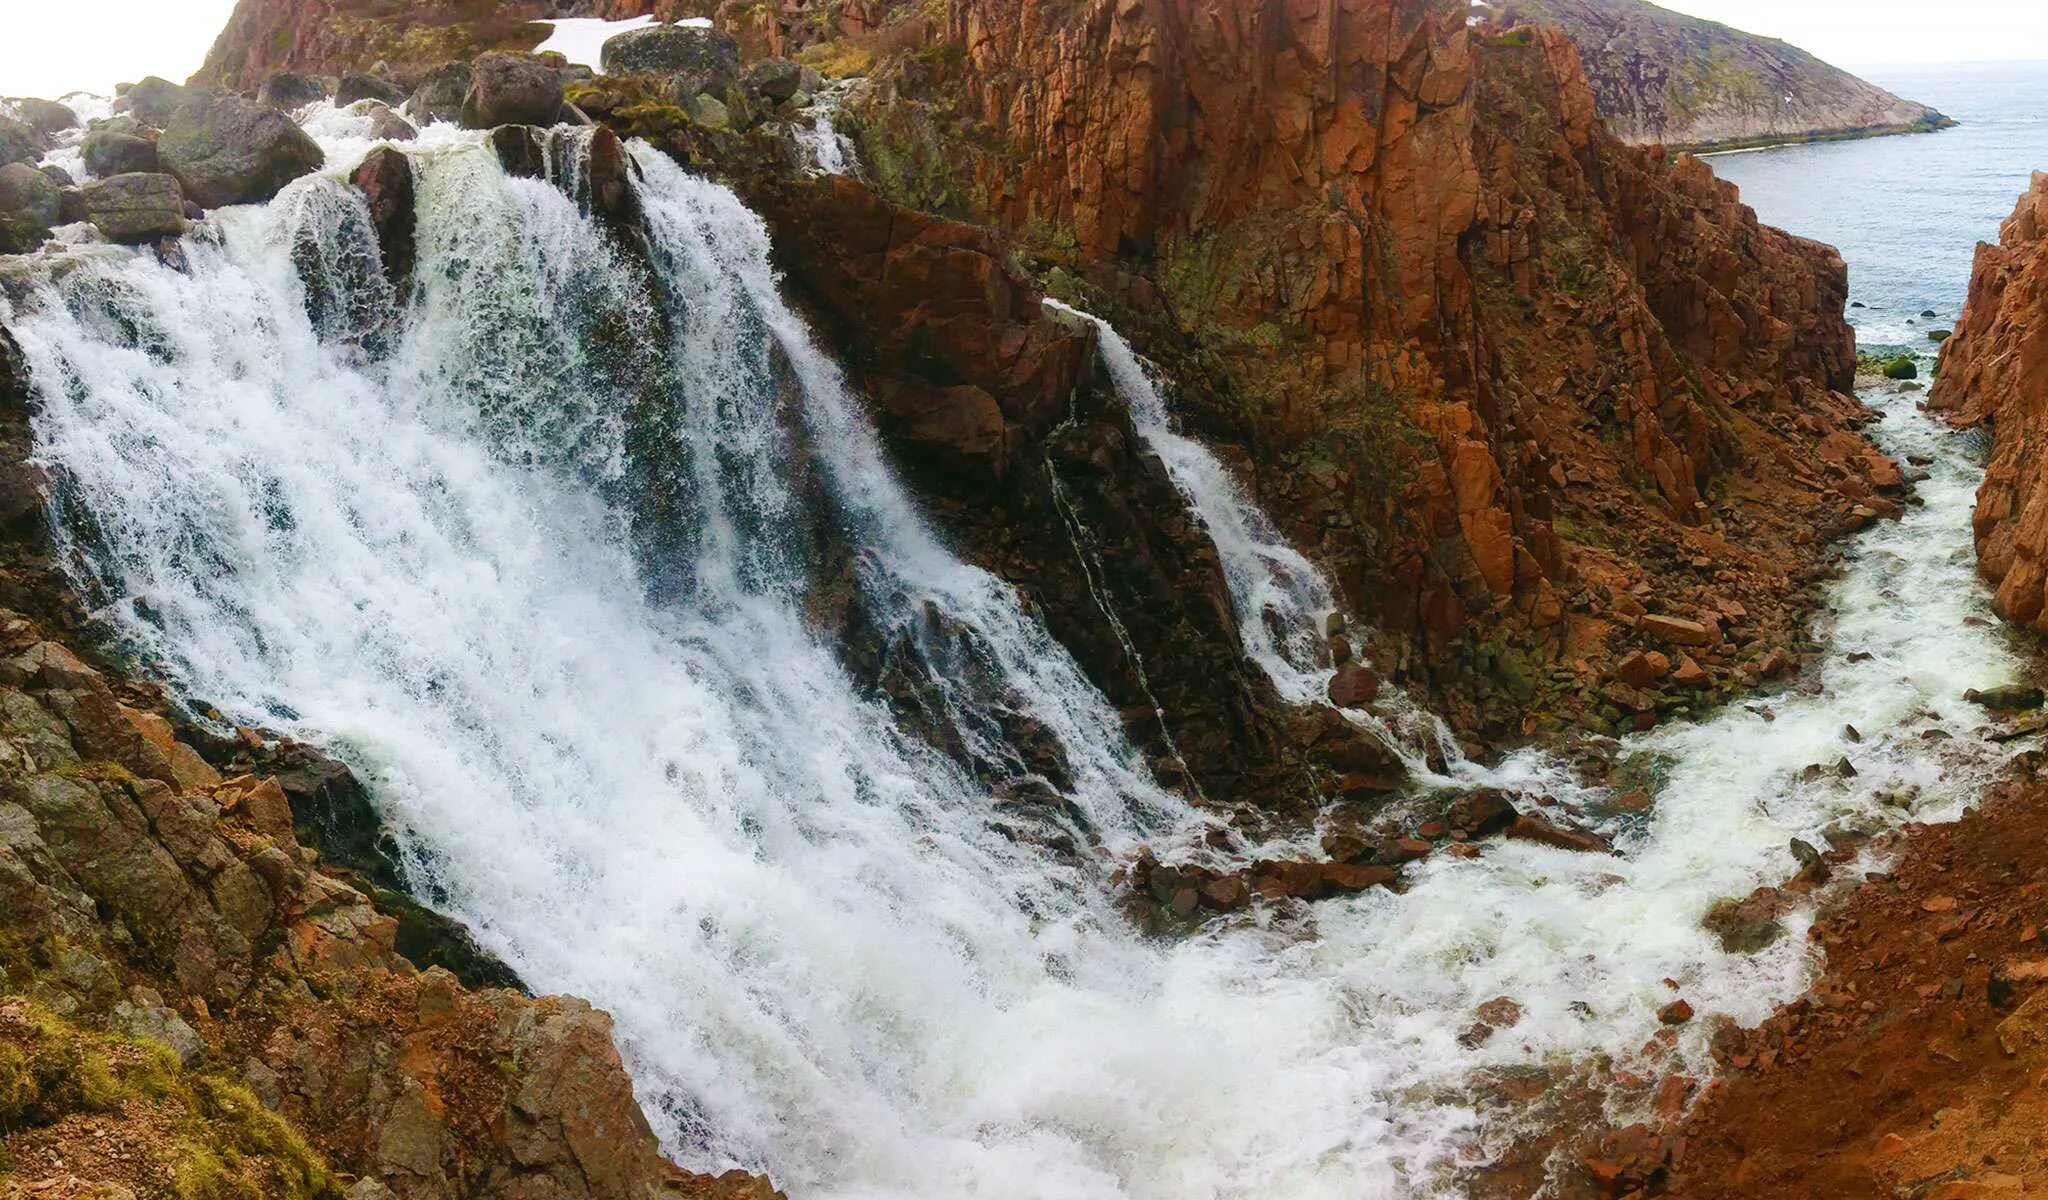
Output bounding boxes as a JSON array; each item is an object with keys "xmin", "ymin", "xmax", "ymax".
[
  {"xmin": 1652, "ymin": 0, "xmax": 2048, "ymax": 66},
  {"xmin": 1, "ymin": 0, "xmax": 2045, "ymax": 100}
]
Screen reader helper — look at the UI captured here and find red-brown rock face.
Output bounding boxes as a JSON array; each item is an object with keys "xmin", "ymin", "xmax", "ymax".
[
  {"xmin": 1928, "ymin": 173, "xmax": 2048, "ymax": 627},
  {"xmin": 850, "ymin": 0, "xmax": 1883, "ymax": 733}
]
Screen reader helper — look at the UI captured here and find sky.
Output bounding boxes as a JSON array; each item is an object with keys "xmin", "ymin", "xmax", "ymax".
[
  {"xmin": 1, "ymin": 0, "xmax": 2045, "ymax": 100},
  {"xmin": 1650, "ymin": 0, "xmax": 2048, "ymax": 67}
]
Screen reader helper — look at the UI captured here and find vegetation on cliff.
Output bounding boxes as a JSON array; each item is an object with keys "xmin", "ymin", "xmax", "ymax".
[{"xmin": 1489, "ymin": 0, "xmax": 1953, "ymax": 152}]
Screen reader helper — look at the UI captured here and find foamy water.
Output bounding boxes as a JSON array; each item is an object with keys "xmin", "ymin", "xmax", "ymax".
[{"xmin": 1, "ymin": 98, "xmax": 2024, "ymax": 1200}]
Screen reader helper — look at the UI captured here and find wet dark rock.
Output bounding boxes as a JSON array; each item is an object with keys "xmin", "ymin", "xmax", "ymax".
[
  {"xmin": 9, "ymin": 97, "xmax": 79, "ymax": 136},
  {"xmin": 0, "ymin": 162, "xmax": 62, "ymax": 228},
  {"xmin": 408, "ymin": 61, "xmax": 473, "ymax": 126},
  {"xmin": 257, "ymin": 72, "xmax": 326, "ymax": 109},
  {"xmin": 600, "ymin": 23, "xmax": 740, "ymax": 89},
  {"xmin": 336, "ymin": 71, "xmax": 407, "ymax": 109},
  {"xmin": 158, "ymin": 94, "xmax": 324, "ymax": 207},
  {"xmin": 1326, "ymin": 662, "xmax": 1380, "ymax": 708},
  {"xmin": 461, "ymin": 52, "xmax": 564, "ymax": 130},
  {"xmin": 1966, "ymin": 684, "xmax": 2045, "ymax": 712},
  {"xmin": 79, "ymin": 172, "xmax": 186, "ymax": 243},
  {"xmin": 82, "ymin": 129, "xmax": 160, "ymax": 177},
  {"xmin": 117, "ymin": 76, "xmax": 191, "ymax": 128},
  {"xmin": 1704, "ymin": 887, "xmax": 1789, "ymax": 953},
  {"xmin": 350, "ymin": 145, "xmax": 414, "ymax": 289},
  {"xmin": 745, "ymin": 58, "xmax": 806, "ymax": 104},
  {"xmin": 489, "ymin": 124, "xmax": 547, "ymax": 178},
  {"xmin": 39, "ymin": 164, "xmax": 73, "ymax": 188},
  {"xmin": 1449, "ymin": 789, "xmax": 1519, "ymax": 838},
  {"xmin": 1506, "ymin": 812, "xmax": 1615, "ymax": 854}
]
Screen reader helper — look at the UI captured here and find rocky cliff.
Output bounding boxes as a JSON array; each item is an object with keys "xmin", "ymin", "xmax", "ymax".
[
  {"xmin": 827, "ymin": 0, "xmax": 1893, "ymax": 737},
  {"xmin": 1489, "ymin": 0, "xmax": 1952, "ymax": 151},
  {"xmin": 1928, "ymin": 173, "xmax": 2048, "ymax": 628}
]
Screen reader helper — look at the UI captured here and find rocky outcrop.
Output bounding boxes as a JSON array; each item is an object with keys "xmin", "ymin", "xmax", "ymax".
[
  {"xmin": 1489, "ymin": 0, "xmax": 1952, "ymax": 151},
  {"xmin": 158, "ymin": 94, "xmax": 326, "ymax": 207},
  {"xmin": 1927, "ymin": 173, "xmax": 2048, "ymax": 628},
  {"xmin": 194, "ymin": 0, "xmax": 567, "ymax": 92},
  {"xmin": 830, "ymin": 0, "xmax": 1887, "ymax": 738}
]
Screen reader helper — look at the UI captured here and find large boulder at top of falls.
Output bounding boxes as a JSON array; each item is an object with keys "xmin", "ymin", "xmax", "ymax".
[
  {"xmin": 0, "ymin": 162, "xmax": 63, "ymax": 228},
  {"xmin": 79, "ymin": 172, "xmax": 186, "ymax": 243},
  {"xmin": 8, "ymin": 97, "xmax": 79, "ymax": 136},
  {"xmin": 336, "ymin": 72, "xmax": 407, "ymax": 109},
  {"xmin": 157, "ymin": 95, "xmax": 324, "ymax": 208},
  {"xmin": 351, "ymin": 145, "xmax": 415, "ymax": 287},
  {"xmin": 460, "ymin": 52, "xmax": 564, "ymax": 129},
  {"xmin": 408, "ymin": 61, "xmax": 472, "ymax": 126},
  {"xmin": 82, "ymin": 129, "xmax": 160, "ymax": 177},
  {"xmin": 600, "ymin": 23, "xmax": 740, "ymax": 88},
  {"xmin": 0, "ymin": 116, "xmax": 39, "ymax": 167},
  {"xmin": 116, "ymin": 76, "xmax": 190, "ymax": 128},
  {"xmin": 257, "ymin": 72, "xmax": 326, "ymax": 109}
]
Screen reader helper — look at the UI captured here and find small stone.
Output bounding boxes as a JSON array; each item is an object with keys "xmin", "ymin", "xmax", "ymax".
[{"xmin": 1657, "ymin": 999, "xmax": 1694, "ymax": 1025}]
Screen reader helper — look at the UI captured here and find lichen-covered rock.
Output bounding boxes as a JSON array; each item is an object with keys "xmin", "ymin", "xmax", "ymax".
[
  {"xmin": 258, "ymin": 71, "xmax": 327, "ymax": 108},
  {"xmin": 408, "ymin": 61, "xmax": 474, "ymax": 126},
  {"xmin": 0, "ymin": 163, "xmax": 61, "ymax": 228},
  {"xmin": 78, "ymin": 172, "xmax": 187, "ymax": 243},
  {"xmin": 337, "ymin": 71, "xmax": 408, "ymax": 108},
  {"xmin": 6, "ymin": 97, "xmax": 79, "ymax": 136},
  {"xmin": 0, "ymin": 115, "xmax": 38, "ymax": 167},
  {"xmin": 601, "ymin": 22, "xmax": 740, "ymax": 91},
  {"xmin": 460, "ymin": 52, "xmax": 564, "ymax": 129},
  {"xmin": 81, "ymin": 128, "xmax": 160, "ymax": 177},
  {"xmin": 157, "ymin": 94, "xmax": 324, "ymax": 207},
  {"xmin": 116, "ymin": 75, "xmax": 191, "ymax": 128}
]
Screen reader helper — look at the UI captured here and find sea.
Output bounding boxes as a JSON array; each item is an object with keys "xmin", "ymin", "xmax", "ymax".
[{"xmin": 1706, "ymin": 60, "xmax": 2048, "ymax": 348}]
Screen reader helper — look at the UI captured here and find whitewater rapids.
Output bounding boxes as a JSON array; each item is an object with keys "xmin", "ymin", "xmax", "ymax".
[{"xmin": 2, "ymin": 104, "xmax": 2026, "ymax": 1198}]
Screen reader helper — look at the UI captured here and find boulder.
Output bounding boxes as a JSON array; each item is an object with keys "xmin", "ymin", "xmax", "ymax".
[
  {"xmin": 601, "ymin": 23, "xmax": 740, "ymax": 93},
  {"xmin": 1613, "ymin": 649, "xmax": 1670, "ymax": 689},
  {"xmin": 1882, "ymin": 355, "xmax": 1918, "ymax": 380},
  {"xmin": 39, "ymin": 164, "xmax": 72, "ymax": 187},
  {"xmin": 0, "ymin": 212, "xmax": 45, "ymax": 253},
  {"xmin": 118, "ymin": 76, "xmax": 190, "ymax": 128},
  {"xmin": 1703, "ymin": 887, "xmax": 1789, "ymax": 953},
  {"xmin": 1327, "ymin": 663, "xmax": 1381, "ymax": 708},
  {"xmin": 0, "ymin": 115, "xmax": 38, "ymax": 166},
  {"xmin": 686, "ymin": 92, "xmax": 733, "ymax": 131},
  {"xmin": 461, "ymin": 53, "xmax": 564, "ymax": 129},
  {"xmin": 336, "ymin": 72, "xmax": 407, "ymax": 109},
  {"xmin": 158, "ymin": 95, "xmax": 324, "ymax": 208},
  {"xmin": 745, "ymin": 58, "xmax": 805, "ymax": 104},
  {"xmin": 8, "ymin": 97, "xmax": 79, "ymax": 136},
  {"xmin": 1658, "ymin": 999, "xmax": 1695, "ymax": 1025},
  {"xmin": 1639, "ymin": 613, "xmax": 1714, "ymax": 646},
  {"xmin": 490, "ymin": 125, "xmax": 548, "ymax": 178},
  {"xmin": 257, "ymin": 72, "xmax": 326, "ymax": 109},
  {"xmin": 82, "ymin": 129, "xmax": 159, "ymax": 177},
  {"xmin": 408, "ymin": 62, "xmax": 473, "ymax": 126},
  {"xmin": 79, "ymin": 172, "xmax": 187, "ymax": 243},
  {"xmin": 1448, "ymin": 789, "xmax": 1518, "ymax": 838},
  {"xmin": 0, "ymin": 162, "xmax": 62, "ymax": 227},
  {"xmin": 350, "ymin": 146, "xmax": 415, "ymax": 286},
  {"xmin": 1966, "ymin": 684, "xmax": 2045, "ymax": 712},
  {"xmin": 362, "ymin": 103, "xmax": 418, "ymax": 143},
  {"xmin": 1506, "ymin": 813, "xmax": 1615, "ymax": 854}
]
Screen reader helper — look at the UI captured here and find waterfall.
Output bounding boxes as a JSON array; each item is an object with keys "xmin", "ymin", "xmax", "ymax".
[
  {"xmin": 3, "ymin": 119, "xmax": 2031, "ymax": 1200},
  {"xmin": 797, "ymin": 82, "xmax": 860, "ymax": 177}
]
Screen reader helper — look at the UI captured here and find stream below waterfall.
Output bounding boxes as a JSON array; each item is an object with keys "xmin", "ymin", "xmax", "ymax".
[{"xmin": 0, "ymin": 98, "xmax": 2030, "ymax": 1199}]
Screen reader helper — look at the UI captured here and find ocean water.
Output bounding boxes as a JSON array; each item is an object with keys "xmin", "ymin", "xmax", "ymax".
[{"xmin": 1707, "ymin": 60, "xmax": 2048, "ymax": 347}]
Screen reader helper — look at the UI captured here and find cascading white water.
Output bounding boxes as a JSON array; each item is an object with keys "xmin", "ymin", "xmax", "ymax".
[
  {"xmin": 796, "ymin": 81, "xmax": 860, "ymax": 177},
  {"xmin": 4, "ymin": 107, "xmax": 2030, "ymax": 1200},
  {"xmin": 1046, "ymin": 301, "xmax": 1468, "ymax": 772}
]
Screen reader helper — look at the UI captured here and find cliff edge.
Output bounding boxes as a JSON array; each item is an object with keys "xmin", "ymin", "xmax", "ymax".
[{"xmin": 1490, "ymin": 0, "xmax": 1952, "ymax": 152}]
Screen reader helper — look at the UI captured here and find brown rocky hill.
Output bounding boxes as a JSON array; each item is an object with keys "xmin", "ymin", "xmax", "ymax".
[
  {"xmin": 1490, "ymin": 0, "xmax": 1952, "ymax": 151},
  {"xmin": 1928, "ymin": 172, "xmax": 2048, "ymax": 628}
]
